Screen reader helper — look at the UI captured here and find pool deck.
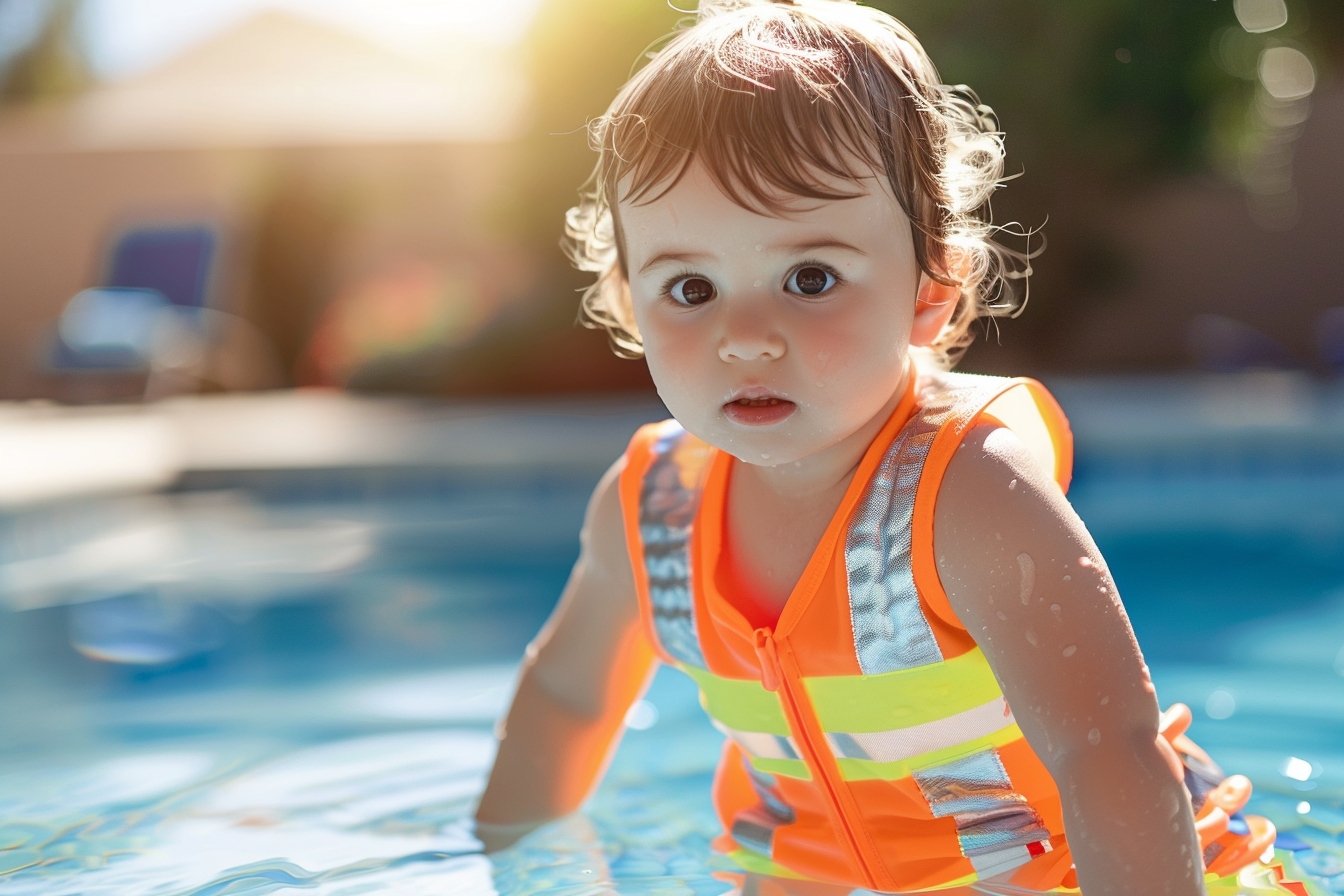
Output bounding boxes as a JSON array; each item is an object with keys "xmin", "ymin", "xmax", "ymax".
[
  {"xmin": 0, "ymin": 390, "xmax": 668, "ymax": 507},
  {"xmin": 0, "ymin": 371, "xmax": 1341, "ymax": 526}
]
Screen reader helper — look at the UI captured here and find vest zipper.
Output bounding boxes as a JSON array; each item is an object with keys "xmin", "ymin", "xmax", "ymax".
[
  {"xmin": 752, "ymin": 627, "xmax": 883, "ymax": 889},
  {"xmin": 752, "ymin": 628, "xmax": 781, "ymax": 692}
]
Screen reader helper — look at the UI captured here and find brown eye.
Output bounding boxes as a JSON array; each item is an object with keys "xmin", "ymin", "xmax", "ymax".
[
  {"xmin": 669, "ymin": 276, "xmax": 716, "ymax": 306},
  {"xmin": 787, "ymin": 265, "xmax": 836, "ymax": 297}
]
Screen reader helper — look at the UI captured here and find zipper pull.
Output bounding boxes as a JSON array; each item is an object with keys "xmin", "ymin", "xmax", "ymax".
[{"xmin": 753, "ymin": 628, "xmax": 781, "ymax": 692}]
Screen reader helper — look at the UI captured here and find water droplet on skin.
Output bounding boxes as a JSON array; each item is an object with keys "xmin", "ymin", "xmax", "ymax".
[
  {"xmin": 1100, "ymin": 695, "xmax": 1109, "ymax": 705},
  {"xmin": 1025, "ymin": 629, "xmax": 1038, "ymax": 646},
  {"xmin": 1050, "ymin": 603, "xmax": 1062, "ymax": 620},
  {"xmin": 1017, "ymin": 552, "xmax": 1035, "ymax": 605},
  {"xmin": 755, "ymin": 244, "xmax": 763, "ymax": 251},
  {"xmin": 1063, "ymin": 575, "xmax": 1071, "ymax": 582},
  {"xmin": 938, "ymin": 555, "xmax": 946, "ymax": 565},
  {"xmin": 753, "ymin": 280, "xmax": 763, "ymax": 288},
  {"xmin": 997, "ymin": 611, "xmax": 1007, "ymax": 621},
  {"xmin": 760, "ymin": 453, "xmax": 771, "ymax": 461},
  {"xmin": 1008, "ymin": 478, "xmax": 1018, "ymax": 491},
  {"xmin": 1088, "ymin": 728, "xmax": 1102, "ymax": 745},
  {"xmin": 1140, "ymin": 664, "xmax": 1156, "ymax": 695},
  {"xmin": 1078, "ymin": 556, "xmax": 1093, "ymax": 568},
  {"xmin": 1063, "ymin": 644, "xmax": 1077, "ymax": 657}
]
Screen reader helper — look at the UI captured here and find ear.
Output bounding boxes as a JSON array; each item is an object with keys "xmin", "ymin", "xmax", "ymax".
[{"xmin": 910, "ymin": 273, "xmax": 961, "ymax": 348}]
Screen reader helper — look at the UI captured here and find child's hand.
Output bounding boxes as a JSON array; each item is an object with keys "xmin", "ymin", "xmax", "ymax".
[{"xmin": 935, "ymin": 423, "xmax": 1206, "ymax": 896}]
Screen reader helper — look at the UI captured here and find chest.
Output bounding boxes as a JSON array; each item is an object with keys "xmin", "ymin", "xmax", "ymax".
[{"xmin": 721, "ymin": 473, "xmax": 848, "ymax": 628}]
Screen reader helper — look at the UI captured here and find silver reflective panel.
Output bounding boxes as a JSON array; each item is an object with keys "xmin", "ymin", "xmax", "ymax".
[
  {"xmin": 639, "ymin": 426, "xmax": 708, "ymax": 669},
  {"xmin": 913, "ymin": 749, "xmax": 1049, "ymax": 858},
  {"xmin": 845, "ymin": 402, "xmax": 947, "ymax": 673},
  {"xmin": 844, "ymin": 373, "xmax": 1005, "ymax": 675},
  {"xmin": 731, "ymin": 759, "xmax": 798, "ymax": 858},
  {"xmin": 746, "ymin": 764, "xmax": 797, "ymax": 825},
  {"xmin": 713, "ymin": 720, "xmax": 801, "ymax": 762}
]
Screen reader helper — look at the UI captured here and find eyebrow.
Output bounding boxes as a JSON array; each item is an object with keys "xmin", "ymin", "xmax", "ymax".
[
  {"xmin": 781, "ymin": 238, "xmax": 868, "ymax": 257},
  {"xmin": 635, "ymin": 239, "xmax": 866, "ymax": 277},
  {"xmin": 636, "ymin": 251, "xmax": 713, "ymax": 277}
]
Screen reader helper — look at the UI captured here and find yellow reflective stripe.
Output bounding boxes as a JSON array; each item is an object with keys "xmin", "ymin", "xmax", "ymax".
[
  {"xmin": 927, "ymin": 871, "xmax": 980, "ymax": 890},
  {"xmin": 726, "ymin": 849, "xmax": 808, "ymax": 879},
  {"xmin": 836, "ymin": 724, "xmax": 1024, "ymax": 781},
  {"xmin": 824, "ymin": 695, "xmax": 1013, "ymax": 764},
  {"xmin": 675, "ymin": 655, "xmax": 1017, "ymax": 785},
  {"xmin": 748, "ymin": 756, "xmax": 812, "ymax": 781},
  {"xmin": 804, "ymin": 647, "xmax": 1003, "ymax": 733},
  {"xmin": 680, "ymin": 663, "xmax": 792, "ymax": 736}
]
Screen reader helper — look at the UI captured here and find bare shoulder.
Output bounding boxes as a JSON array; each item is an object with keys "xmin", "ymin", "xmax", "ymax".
[
  {"xmin": 579, "ymin": 452, "xmax": 638, "ymax": 598},
  {"xmin": 936, "ymin": 422, "xmax": 1074, "ymax": 541},
  {"xmin": 932, "ymin": 421, "xmax": 1084, "ymax": 659},
  {"xmin": 933, "ymin": 423, "xmax": 1158, "ymax": 765}
]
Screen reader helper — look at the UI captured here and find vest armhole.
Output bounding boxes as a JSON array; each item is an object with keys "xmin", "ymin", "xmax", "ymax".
[
  {"xmin": 619, "ymin": 421, "xmax": 679, "ymax": 666},
  {"xmin": 910, "ymin": 378, "xmax": 1074, "ymax": 632}
]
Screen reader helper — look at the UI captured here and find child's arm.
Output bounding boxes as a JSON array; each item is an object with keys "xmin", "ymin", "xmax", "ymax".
[
  {"xmin": 474, "ymin": 456, "xmax": 657, "ymax": 851},
  {"xmin": 935, "ymin": 424, "xmax": 1205, "ymax": 896}
]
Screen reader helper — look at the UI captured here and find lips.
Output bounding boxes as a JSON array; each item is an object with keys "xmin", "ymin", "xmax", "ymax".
[{"xmin": 723, "ymin": 392, "xmax": 797, "ymax": 426}]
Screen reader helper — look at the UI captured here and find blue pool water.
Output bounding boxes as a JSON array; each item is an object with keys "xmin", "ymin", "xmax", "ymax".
[{"xmin": 1, "ymin": 377, "xmax": 1343, "ymax": 895}]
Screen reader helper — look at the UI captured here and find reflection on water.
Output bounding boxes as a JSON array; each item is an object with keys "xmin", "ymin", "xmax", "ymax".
[
  {"xmin": 0, "ymin": 656, "xmax": 729, "ymax": 896},
  {"xmin": 1, "ymin": 385, "xmax": 1344, "ymax": 894},
  {"xmin": 0, "ymin": 728, "xmax": 491, "ymax": 894}
]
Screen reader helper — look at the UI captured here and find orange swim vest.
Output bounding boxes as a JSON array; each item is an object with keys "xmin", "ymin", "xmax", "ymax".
[
  {"xmin": 617, "ymin": 370, "xmax": 1293, "ymax": 893},
  {"xmin": 619, "ymin": 370, "xmax": 1077, "ymax": 891}
]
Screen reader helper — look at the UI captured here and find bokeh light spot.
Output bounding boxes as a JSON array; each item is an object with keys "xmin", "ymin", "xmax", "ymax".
[
  {"xmin": 1234, "ymin": 0, "xmax": 1288, "ymax": 34},
  {"xmin": 1259, "ymin": 46, "xmax": 1315, "ymax": 101}
]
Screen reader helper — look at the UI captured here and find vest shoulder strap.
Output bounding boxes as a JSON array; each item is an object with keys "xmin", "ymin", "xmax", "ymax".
[
  {"xmin": 619, "ymin": 420, "xmax": 717, "ymax": 668},
  {"xmin": 906, "ymin": 371, "xmax": 1074, "ymax": 631}
]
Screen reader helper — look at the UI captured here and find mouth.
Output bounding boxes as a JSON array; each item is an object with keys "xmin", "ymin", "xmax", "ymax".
[{"xmin": 723, "ymin": 392, "xmax": 797, "ymax": 426}]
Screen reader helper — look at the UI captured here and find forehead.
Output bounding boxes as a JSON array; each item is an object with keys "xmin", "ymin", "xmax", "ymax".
[
  {"xmin": 617, "ymin": 158, "xmax": 908, "ymax": 249},
  {"xmin": 618, "ymin": 158, "xmax": 913, "ymax": 268}
]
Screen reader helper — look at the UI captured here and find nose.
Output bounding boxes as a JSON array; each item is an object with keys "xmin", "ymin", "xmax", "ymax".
[{"xmin": 717, "ymin": 295, "xmax": 785, "ymax": 363}]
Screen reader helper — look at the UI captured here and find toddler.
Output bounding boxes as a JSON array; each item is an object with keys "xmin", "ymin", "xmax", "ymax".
[{"xmin": 475, "ymin": 2, "xmax": 1298, "ymax": 893}]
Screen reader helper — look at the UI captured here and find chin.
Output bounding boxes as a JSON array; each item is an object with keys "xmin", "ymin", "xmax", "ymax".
[{"xmin": 717, "ymin": 431, "xmax": 810, "ymax": 466}]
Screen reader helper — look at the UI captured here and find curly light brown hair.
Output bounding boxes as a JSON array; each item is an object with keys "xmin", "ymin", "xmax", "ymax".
[{"xmin": 564, "ymin": 0, "xmax": 1027, "ymax": 369}]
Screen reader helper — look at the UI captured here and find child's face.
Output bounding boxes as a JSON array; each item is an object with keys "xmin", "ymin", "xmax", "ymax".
[{"xmin": 620, "ymin": 160, "xmax": 931, "ymax": 469}]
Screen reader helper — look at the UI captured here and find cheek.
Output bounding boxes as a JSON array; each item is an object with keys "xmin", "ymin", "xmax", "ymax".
[
  {"xmin": 802, "ymin": 301, "xmax": 909, "ymax": 377},
  {"xmin": 639, "ymin": 320, "xmax": 704, "ymax": 389}
]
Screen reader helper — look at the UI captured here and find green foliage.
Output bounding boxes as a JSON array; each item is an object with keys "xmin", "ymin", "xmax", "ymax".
[
  {"xmin": 874, "ymin": 0, "xmax": 1341, "ymax": 184},
  {"xmin": 513, "ymin": 0, "xmax": 1342, "ymax": 245}
]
